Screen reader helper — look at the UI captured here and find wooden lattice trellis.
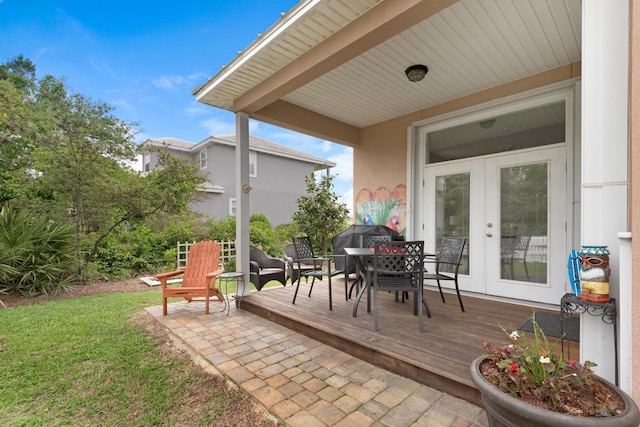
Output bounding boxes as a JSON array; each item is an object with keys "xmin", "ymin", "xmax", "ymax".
[{"xmin": 177, "ymin": 240, "xmax": 235, "ymax": 269}]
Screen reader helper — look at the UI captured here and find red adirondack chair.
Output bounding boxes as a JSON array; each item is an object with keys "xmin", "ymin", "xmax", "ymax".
[{"xmin": 154, "ymin": 240, "xmax": 225, "ymax": 315}]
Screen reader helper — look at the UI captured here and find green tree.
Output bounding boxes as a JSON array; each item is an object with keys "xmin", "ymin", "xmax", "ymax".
[
  {"xmin": 12, "ymin": 71, "xmax": 205, "ymax": 280},
  {"xmin": 1, "ymin": 56, "xmax": 207, "ymax": 281},
  {"xmin": 30, "ymin": 76, "xmax": 139, "ymax": 277},
  {"xmin": 292, "ymin": 173, "xmax": 349, "ymax": 255},
  {"xmin": 249, "ymin": 213, "xmax": 278, "ymax": 255},
  {"xmin": 0, "ymin": 56, "xmax": 40, "ymax": 203},
  {"xmin": 82, "ymin": 150, "xmax": 206, "ymax": 264},
  {"xmin": 0, "ymin": 54, "xmax": 36, "ymax": 92}
]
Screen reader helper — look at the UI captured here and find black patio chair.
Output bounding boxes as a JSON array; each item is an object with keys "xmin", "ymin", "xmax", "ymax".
[
  {"xmin": 348, "ymin": 234, "xmax": 392, "ymax": 300},
  {"xmin": 291, "ymin": 236, "xmax": 344, "ymax": 310},
  {"xmin": 500, "ymin": 235, "xmax": 531, "ymax": 280},
  {"xmin": 345, "ymin": 234, "xmax": 391, "ymax": 300},
  {"xmin": 283, "ymin": 243, "xmax": 313, "ymax": 285},
  {"xmin": 371, "ymin": 240, "xmax": 430, "ymax": 332},
  {"xmin": 359, "ymin": 234, "xmax": 392, "ymax": 249},
  {"xmin": 423, "ymin": 237, "xmax": 467, "ymax": 312}
]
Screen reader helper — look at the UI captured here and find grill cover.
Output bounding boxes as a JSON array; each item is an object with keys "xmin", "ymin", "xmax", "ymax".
[{"xmin": 332, "ymin": 225, "xmax": 404, "ymax": 273}]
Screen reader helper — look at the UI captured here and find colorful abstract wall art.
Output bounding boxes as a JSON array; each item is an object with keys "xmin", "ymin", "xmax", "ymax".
[{"xmin": 355, "ymin": 184, "xmax": 406, "ymax": 236}]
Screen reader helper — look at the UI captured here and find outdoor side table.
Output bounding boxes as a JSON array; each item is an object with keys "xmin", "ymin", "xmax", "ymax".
[
  {"xmin": 560, "ymin": 293, "xmax": 617, "ymax": 385},
  {"xmin": 217, "ymin": 272, "xmax": 246, "ymax": 316}
]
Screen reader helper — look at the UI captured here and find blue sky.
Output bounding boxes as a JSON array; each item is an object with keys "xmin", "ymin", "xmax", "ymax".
[{"xmin": 0, "ymin": 0, "xmax": 353, "ymax": 212}]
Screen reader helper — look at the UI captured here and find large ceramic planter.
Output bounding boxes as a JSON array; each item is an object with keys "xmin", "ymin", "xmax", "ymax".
[{"xmin": 470, "ymin": 356, "xmax": 640, "ymax": 427}]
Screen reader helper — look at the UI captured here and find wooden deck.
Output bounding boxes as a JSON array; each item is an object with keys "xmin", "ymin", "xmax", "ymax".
[{"xmin": 239, "ymin": 279, "xmax": 579, "ymax": 406}]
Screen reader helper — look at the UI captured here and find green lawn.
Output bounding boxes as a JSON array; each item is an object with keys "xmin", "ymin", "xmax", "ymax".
[{"xmin": 0, "ymin": 290, "xmax": 276, "ymax": 426}]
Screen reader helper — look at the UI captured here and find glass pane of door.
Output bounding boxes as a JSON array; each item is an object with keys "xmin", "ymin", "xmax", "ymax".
[
  {"xmin": 435, "ymin": 173, "xmax": 470, "ymax": 274},
  {"xmin": 500, "ymin": 163, "xmax": 548, "ymax": 283}
]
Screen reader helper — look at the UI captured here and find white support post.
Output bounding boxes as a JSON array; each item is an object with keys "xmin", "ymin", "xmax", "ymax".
[
  {"xmin": 236, "ymin": 112, "xmax": 251, "ymax": 296},
  {"xmin": 618, "ymin": 232, "xmax": 633, "ymax": 394},
  {"xmin": 580, "ymin": 0, "xmax": 629, "ymax": 384}
]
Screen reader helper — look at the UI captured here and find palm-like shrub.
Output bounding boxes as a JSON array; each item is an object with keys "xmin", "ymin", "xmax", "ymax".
[{"xmin": 0, "ymin": 204, "xmax": 77, "ymax": 295}]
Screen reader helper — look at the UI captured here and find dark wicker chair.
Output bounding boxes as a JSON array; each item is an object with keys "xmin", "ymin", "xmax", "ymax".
[{"xmin": 249, "ymin": 246, "xmax": 286, "ymax": 291}]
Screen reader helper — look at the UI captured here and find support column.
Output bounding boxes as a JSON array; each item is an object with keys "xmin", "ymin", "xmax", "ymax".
[
  {"xmin": 581, "ymin": 0, "xmax": 629, "ymax": 384},
  {"xmin": 629, "ymin": 0, "xmax": 640, "ymax": 402},
  {"xmin": 618, "ymin": 232, "xmax": 633, "ymax": 394},
  {"xmin": 236, "ymin": 112, "xmax": 251, "ymax": 297}
]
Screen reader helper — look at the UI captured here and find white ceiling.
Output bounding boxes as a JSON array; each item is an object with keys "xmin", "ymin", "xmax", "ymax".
[
  {"xmin": 194, "ymin": 0, "xmax": 383, "ymax": 110},
  {"xmin": 196, "ymin": 0, "xmax": 581, "ymax": 130}
]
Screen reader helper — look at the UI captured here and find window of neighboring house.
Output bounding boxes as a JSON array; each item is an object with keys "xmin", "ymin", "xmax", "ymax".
[
  {"xmin": 199, "ymin": 149, "xmax": 207, "ymax": 170},
  {"xmin": 249, "ymin": 150, "xmax": 257, "ymax": 177},
  {"xmin": 229, "ymin": 198, "xmax": 237, "ymax": 216},
  {"xmin": 143, "ymin": 152, "xmax": 151, "ymax": 172}
]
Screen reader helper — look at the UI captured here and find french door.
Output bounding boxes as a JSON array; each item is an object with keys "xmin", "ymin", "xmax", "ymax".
[{"xmin": 423, "ymin": 145, "xmax": 568, "ymax": 304}]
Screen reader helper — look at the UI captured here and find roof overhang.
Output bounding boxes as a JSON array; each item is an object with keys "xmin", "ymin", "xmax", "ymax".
[{"xmin": 194, "ymin": 0, "xmax": 581, "ymax": 146}]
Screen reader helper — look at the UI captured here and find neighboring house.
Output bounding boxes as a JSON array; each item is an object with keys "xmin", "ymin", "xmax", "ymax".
[
  {"xmin": 192, "ymin": 0, "xmax": 640, "ymax": 402},
  {"xmin": 139, "ymin": 134, "xmax": 335, "ymax": 225}
]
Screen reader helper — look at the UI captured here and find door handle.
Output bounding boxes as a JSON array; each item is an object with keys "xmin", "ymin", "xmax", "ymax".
[{"xmin": 486, "ymin": 233, "xmax": 493, "ymax": 237}]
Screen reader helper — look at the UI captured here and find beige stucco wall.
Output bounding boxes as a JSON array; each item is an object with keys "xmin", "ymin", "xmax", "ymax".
[
  {"xmin": 357, "ymin": 114, "xmax": 419, "ymax": 194},
  {"xmin": 630, "ymin": 0, "xmax": 640, "ymax": 403}
]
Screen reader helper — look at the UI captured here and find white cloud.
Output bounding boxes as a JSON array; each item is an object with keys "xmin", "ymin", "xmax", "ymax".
[
  {"xmin": 248, "ymin": 121, "xmax": 261, "ymax": 133},
  {"xmin": 329, "ymin": 148, "xmax": 353, "ymax": 216},
  {"xmin": 110, "ymin": 97, "xmax": 134, "ymax": 111},
  {"xmin": 187, "ymin": 72, "xmax": 208, "ymax": 81},
  {"xmin": 152, "ymin": 75, "xmax": 192, "ymax": 92},
  {"xmin": 184, "ymin": 102, "xmax": 211, "ymax": 116},
  {"xmin": 328, "ymin": 147, "xmax": 353, "ymax": 184},
  {"xmin": 200, "ymin": 117, "xmax": 236, "ymax": 135},
  {"xmin": 339, "ymin": 188, "xmax": 354, "ymax": 216},
  {"xmin": 152, "ymin": 72, "xmax": 208, "ymax": 93}
]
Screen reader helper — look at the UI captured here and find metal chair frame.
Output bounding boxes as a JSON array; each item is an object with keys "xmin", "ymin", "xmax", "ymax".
[
  {"xmin": 371, "ymin": 240, "xmax": 430, "ymax": 332},
  {"xmin": 291, "ymin": 236, "xmax": 344, "ymax": 310},
  {"xmin": 500, "ymin": 235, "xmax": 532, "ymax": 280},
  {"xmin": 423, "ymin": 237, "xmax": 467, "ymax": 312}
]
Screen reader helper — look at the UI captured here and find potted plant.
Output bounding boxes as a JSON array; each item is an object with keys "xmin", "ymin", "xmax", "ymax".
[{"xmin": 470, "ymin": 316, "xmax": 640, "ymax": 426}]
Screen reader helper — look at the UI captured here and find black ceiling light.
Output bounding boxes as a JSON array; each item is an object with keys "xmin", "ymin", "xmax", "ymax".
[{"xmin": 405, "ymin": 64, "xmax": 429, "ymax": 82}]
